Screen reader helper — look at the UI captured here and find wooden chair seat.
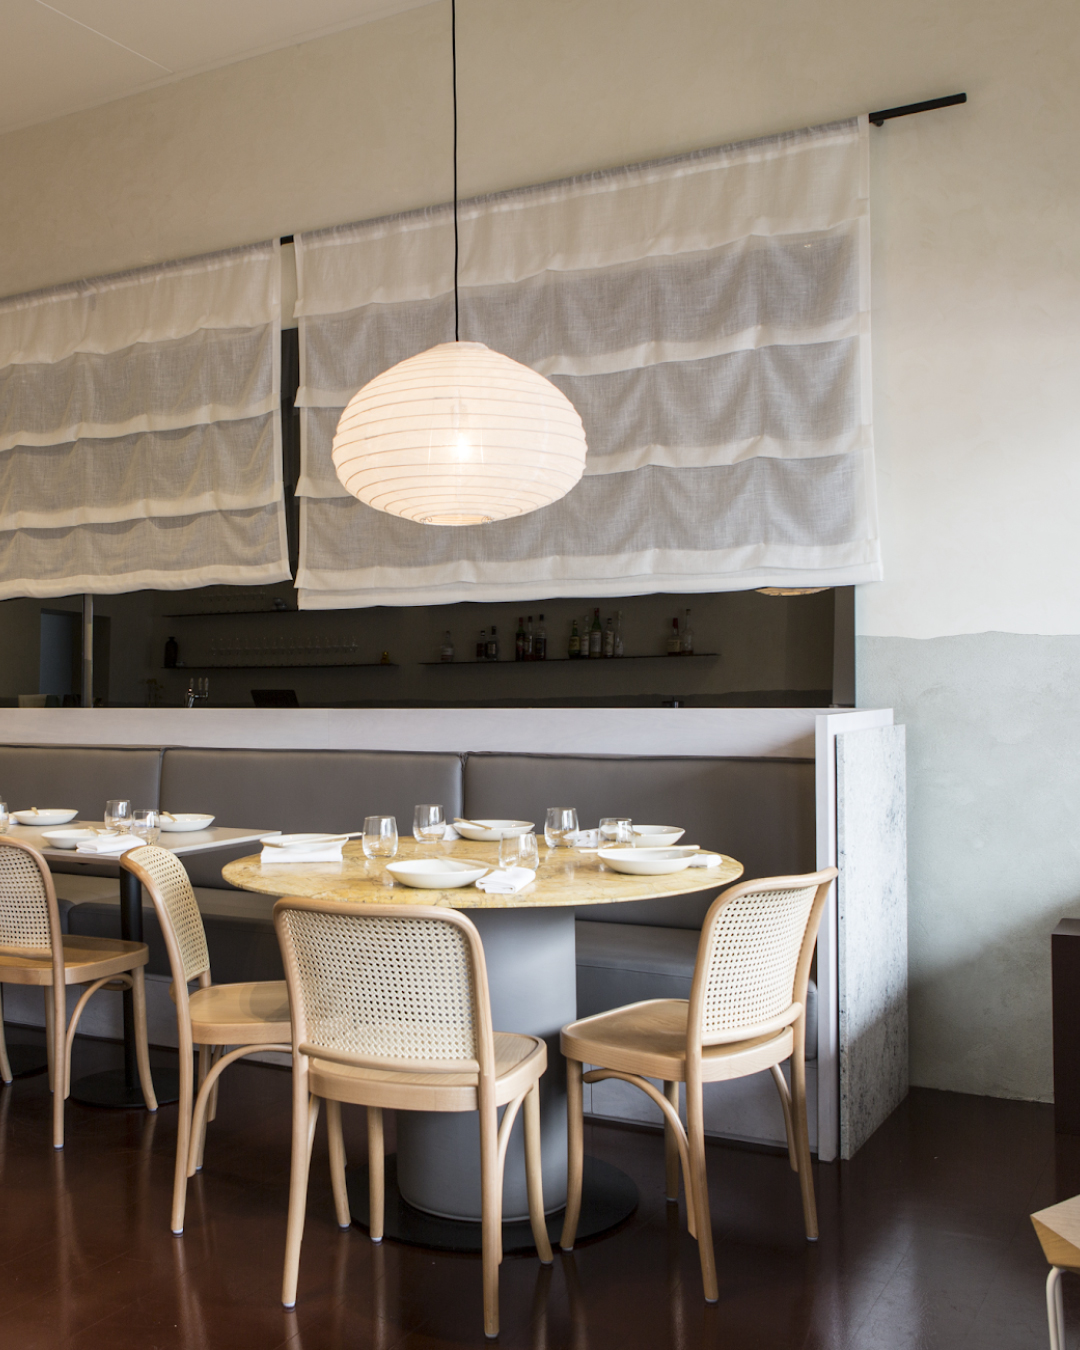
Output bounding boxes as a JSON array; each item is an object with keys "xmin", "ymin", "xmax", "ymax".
[
  {"xmin": 308, "ymin": 1030, "xmax": 546, "ymax": 1112},
  {"xmin": 0, "ymin": 935, "xmax": 148, "ymax": 987},
  {"xmin": 187, "ymin": 980, "xmax": 291, "ymax": 1045},
  {"xmin": 1032, "ymin": 1195, "xmax": 1080, "ymax": 1349},
  {"xmin": 562, "ymin": 998, "xmax": 794, "ymax": 1084}
]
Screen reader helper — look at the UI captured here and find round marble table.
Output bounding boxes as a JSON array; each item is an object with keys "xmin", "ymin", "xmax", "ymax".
[{"xmin": 223, "ymin": 838, "xmax": 742, "ymax": 1246}]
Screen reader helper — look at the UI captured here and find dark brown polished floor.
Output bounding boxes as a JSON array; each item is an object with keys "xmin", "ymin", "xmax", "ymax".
[{"xmin": 0, "ymin": 1027, "xmax": 1072, "ymax": 1349}]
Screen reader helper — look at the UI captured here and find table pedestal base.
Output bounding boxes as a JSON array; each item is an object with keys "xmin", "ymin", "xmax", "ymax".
[
  {"xmin": 346, "ymin": 1154, "xmax": 637, "ymax": 1253},
  {"xmin": 71, "ymin": 1066, "xmax": 180, "ymax": 1108}
]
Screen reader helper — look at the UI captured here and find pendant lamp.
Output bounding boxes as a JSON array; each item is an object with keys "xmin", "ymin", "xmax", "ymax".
[{"xmin": 331, "ymin": 2, "xmax": 588, "ymax": 526}]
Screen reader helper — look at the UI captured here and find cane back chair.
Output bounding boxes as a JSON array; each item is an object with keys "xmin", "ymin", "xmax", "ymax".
[
  {"xmin": 560, "ymin": 867, "xmax": 838, "ymax": 1302},
  {"xmin": 0, "ymin": 836, "xmax": 157, "ymax": 1147},
  {"xmin": 273, "ymin": 897, "xmax": 552, "ymax": 1339},
  {"xmin": 121, "ymin": 846, "xmax": 291, "ymax": 1233}
]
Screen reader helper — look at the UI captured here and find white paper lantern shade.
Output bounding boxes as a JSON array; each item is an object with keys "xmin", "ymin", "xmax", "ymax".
[{"xmin": 332, "ymin": 342, "xmax": 588, "ymax": 526}]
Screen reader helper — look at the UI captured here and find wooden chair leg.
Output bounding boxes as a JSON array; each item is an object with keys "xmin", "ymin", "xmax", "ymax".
[
  {"xmin": 0, "ymin": 986, "xmax": 12, "ymax": 1084},
  {"xmin": 686, "ymin": 1077, "xmax": 717, "ymax": 1303},
  {"xmin": 171, "ymin": 1028, "xmax": 195, "ymax": 1234},
  {"xmin": 769, "ymin": 1063, "xmax": 798, "ymax": 1172},
  {"xmin": 326, "ymin": 1098, "xmax": 351, "ymax": 1230},
  {"xmin": 367, "ymin": 1106, "xmax": 385, "ymax": 1242},
  {"xmin": 50, "ymin": 983, "xmax": 66, "ymax": 1150},
  {"xmin": 131, "ymin": 968, "xmax": 158, "ymax": 1113},
  {"xmin": 663, "ymin": 1080, "xmax": 681, "ymax": 1200},
  {"xmin": 480, "ymin": 1098, "xmax": 501, "ymax": 1339},
  {"xmin": 1047, "ymin": 1266, "xmax": 1065, "ymax": 1350},
  {"xmin": 790, "ymin": 1048, "xmax": 818, "ymax": 1240},
  {"xmin": 44, "ymin": 987, "xmax": 55, "ymax": 1093},
  {"xmin": 282, "ymin": 1074, "xmax": 313, "ymax": 1308},
  {"xmin": 524, "ymin": 1081, "xmax": 553, "ymax": 1264},
  {"xmin": 560, "ymin": 1057, "xmax": 584, "ymax": 1251}
]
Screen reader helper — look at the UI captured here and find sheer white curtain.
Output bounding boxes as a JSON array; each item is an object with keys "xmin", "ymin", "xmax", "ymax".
[
  {"xmin": 295, "ymin": 117, "xmax": 879, "ymax": 608},
  {"xmin": 0, "ymin": 241, "xmax": 290, "ymax": 599}
]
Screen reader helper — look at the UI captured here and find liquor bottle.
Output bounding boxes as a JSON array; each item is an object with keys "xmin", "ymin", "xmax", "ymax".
[
  {"xmin": 515, "ymin": 617, "xmax": 526, "ymax": 662},
  {"xmin": 536, "ymin": 614, "xmax": 547, "ymax": 661},
  {"xmin": 486, "ymin": 625, "xmax": 499, "ymax": 661},
  {"xmin": 613, "ymin": 610, "xmax": 624, "ymax": 658},
  {"xmin": 589, "ymin": 607, "xmax": 603, "ymax": 658},
  {"xmin": 667, "ymin": 617, "xmax": 681, "ymax": 655},
  {"xmin": 603, "ymin": 616, "xmax": 615, "ymax": 658},
  {"xmin": 525, "ymin": 615, "xmax": 535, "ymax": 660},
  {"xmin": 568, "ymin": 619, "xmax": 581, "ymax": 658},
  {"xmin": 681, "ymin": 608, "xmax": 694, "ymax": 656},
  {"xmin": 476, "ymin": 629, "xmax": 486, "ymax": 661},
  {"xmin": 440, "ymin": 631, "xmax": 455, "ymax": 663}
]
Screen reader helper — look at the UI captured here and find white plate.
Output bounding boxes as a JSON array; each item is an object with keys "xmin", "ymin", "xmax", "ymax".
[
  {"xmin": 263, "ymin": 833, "xmax": 348, "ymax": 849},
  {"xmin": 454, "ymin": 819, "xmax": 534, "ymax": 841},
  {"xmin": 632, "ymin": 824, "xmax": 685, "ymax": 847},
  {"xmin": 386, "ymin": 858, "xmax": 490, "ymax": 889},
  {"xmin": 13, "ymin": 808, "xmax": 78, "ymax": 826},
  {"xmin": 42, "ymin": 828, "xmax": 98, "ymax": 849},
  {"xmin": 159, "ymin": 813, "xmax": 216, "ymax": 833},
  {"xmin": 598, "ymin": 846, "xmax": 698, "ymax": 876}
]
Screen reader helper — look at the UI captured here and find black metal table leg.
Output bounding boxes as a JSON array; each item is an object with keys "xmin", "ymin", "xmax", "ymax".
[{"xmin": 70, "ymin": 866, "xmax": 179, "ymax": 1108}]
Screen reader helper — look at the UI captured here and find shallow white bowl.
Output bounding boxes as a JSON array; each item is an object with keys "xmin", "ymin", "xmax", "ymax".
[
  {"xmin": 42, "ymin": 828, "xmax": 98, "ymax": 849},
  {"xmin": 13, "ymin": 808, "xmax": 78, "ymax": 826},
  {"xmin": 454, "ymin": 819, "xmax": 534, "ymax": 841},
  {"xmin": 263, "ymin": 833, "xmax": 347, "ymax": 849},
  {"xmin": 386, "ymin": 858, "xmax": 490, "ymax": 889},
  {"xmin": 159, "ymin": 813, "xmax": 216, "ymax": 833},
  {"xmin": 632, "ymin": 825, "xmax": 685, "ymax": 847},
  {"xmin": 599, "ymin": 846, "xmax": 698, "ymax": 876}
]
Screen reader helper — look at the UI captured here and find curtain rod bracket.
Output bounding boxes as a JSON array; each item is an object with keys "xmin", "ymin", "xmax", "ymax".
[{"xmin": 869, "ymin": 92, "xmax": 966, "ymax": 126}]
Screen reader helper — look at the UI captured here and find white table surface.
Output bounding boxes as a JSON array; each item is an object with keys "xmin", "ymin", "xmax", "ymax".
[{"xmin": 2, "ymin": 822, "xmax": 279, "ymax": 865}]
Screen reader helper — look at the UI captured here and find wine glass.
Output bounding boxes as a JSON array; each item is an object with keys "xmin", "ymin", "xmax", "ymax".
[
  {"xmin": 600, "ymin": 817, "xmax": 633, "ymax": 846},
  {"xmin": 362, "ymin": 815, "xmax": 399, "ymax": 860},
  {"xmin": 499, "ymin": 832, "xmax": 539, "ymax": 871},
  {"xmin": 413, "ymin": 804, "xmax": 445, "ymax": 843},
  {"xmin": 131, "ymin": 809, "xmax": 161, "ymax": 845},
  {"xmin": 105, "ymin": 799, "xmax": 132, "ymax": 833},
  {"xmin": 544, "ymin": 807, "xmax": 578, "ymax": 849}
]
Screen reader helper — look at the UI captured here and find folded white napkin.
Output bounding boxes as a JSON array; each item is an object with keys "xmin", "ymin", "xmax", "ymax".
[
  {"xmin": 261, "ymin": 843, "xmax": 343, "ymax": 863},
  {"xmin": 571, "ymin": 829, "xmax": 599, "ymax": 848},
  {"xmin": 688, "ymin": 851, "xmax": 723, "ymax": 868},
  {"xmin": 475, "ymin": 866, "xmax": 536, "ymax": 895},
  {"xmin": 442, "ymin": 824, "xmax": 461, "ymax": 840},
  {"xmin": 75, "ymin": 833, "xmax": 144, "ymax": 855}
]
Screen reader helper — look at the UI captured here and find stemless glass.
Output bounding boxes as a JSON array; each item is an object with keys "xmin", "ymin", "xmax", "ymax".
[
  {"xmin": 600, "ymin": 817, "xmax": 633, "ymax": 845},
  {"xmin": 499, "ymin": 831, "xmax": 539, "ymax": 871},
  {"xmin": 0, "ymin": 801, "xmax": 8, "ymax": 834},
  {"xmin": 362, "ymin": 815, "xmax": 399, "ymax": 860},
  {"xmin": 413, "ymin": 804, "xmax": 445, "ymax": 843},
  {"xmin": 105, "ymin": 799, "xmax": 132, "ymax": 832},
  {"xmin": 131, "ymin": 809, "xmax": 160, "ymax": 845},
  {"xmin": 544, "ymin": 807, "xmax": 578, "ymax": 849}
]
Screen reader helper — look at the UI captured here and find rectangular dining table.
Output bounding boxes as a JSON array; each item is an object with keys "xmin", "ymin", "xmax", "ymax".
[{"xmin": 3, "ymin": 821, "xmax": 279, "ymax": 1107}]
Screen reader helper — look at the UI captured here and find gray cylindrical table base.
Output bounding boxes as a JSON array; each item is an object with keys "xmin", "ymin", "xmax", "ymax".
[{"xmin": 395, "ymin": 905, "xmax": 576, "ymax": 1223}]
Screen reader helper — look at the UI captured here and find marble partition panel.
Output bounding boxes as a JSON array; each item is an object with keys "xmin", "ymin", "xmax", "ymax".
[{"xmin": 837, "ymin": 723, "xmax": 908, "ymax": 1158}]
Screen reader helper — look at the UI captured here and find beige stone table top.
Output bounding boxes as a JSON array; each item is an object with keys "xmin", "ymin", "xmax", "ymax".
[{"xmin": 222, "ymin": 836, "xmax": 743, "ymax": 910}]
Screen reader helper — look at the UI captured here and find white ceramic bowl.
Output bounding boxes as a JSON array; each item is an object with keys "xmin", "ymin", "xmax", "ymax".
[
  {"xmin": 454, "ymin": 819, "xmax": 534, "ymax": 842},
  {"xmin": 263, "ymin": 833, "xmax": 347, "ymax": 850},
  {"xmin": 158, "ymin": 813, "xmax": 216, "ymax": 833},
  {"xmin": 41, "ymin": 828, "xmax": 98, "ymax": 849},
  {"xmin": 598, "ymin": 845, "xmax": 698, "ymax": 876},
  {"xmin": 13, "ymin": 808, "xmax": 78, "ymax": 827},
  {"xmin": 632, "ymin": 825, "xmax": 685, "ymax": 847},
  {"xmin": 386, "ymin": 858, "xmax": 490, "ymax": 889}
]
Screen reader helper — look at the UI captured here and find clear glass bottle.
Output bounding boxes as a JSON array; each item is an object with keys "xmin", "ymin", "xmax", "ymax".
[
  {"xmin": 603, "ymin": 616, "xmax": 615, "ymax": 658},
  {"xmin": 486, "ymin": 625, "xmax": 499, "ymax": 661},
  {"xmin": 477, "ymin": 629, "xmax": 486, "ymax": 661},
  {"xmin": 526, "ymin": 615, "xmax": 535, "ymax": 660},
  {"xmin": 667, "ymin": 617, "xmax": 681, "ymax": 655},
  {"xmin": 613, "ymin": 610, "xmax": 624, "ymax": 657},
  {"xmin": 515, "ymin": 617, "xmax": 526, "ymax": 661},
  {"xmin": 589, "ymin": 607, "xmax": 603, "ymax": 658},
  {"xmin": 568, "ymin": 619, "xmax": 581, "ymax": 659},
  {"xmin": 440, "ymin": 630, "xmax": 455, "ymax": 663},
  {"xmin": 681, "ymin": 608, "xmax": 694, "ymax": 656},
  {"xmin": 536, "ymin": 614, "xmax": 547, "ymax": 661}
]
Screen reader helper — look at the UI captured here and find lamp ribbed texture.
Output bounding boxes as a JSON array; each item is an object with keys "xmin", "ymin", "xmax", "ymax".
[{"xmin": 331, "ymin": 342, "xmax": 587, "ymax": 525}]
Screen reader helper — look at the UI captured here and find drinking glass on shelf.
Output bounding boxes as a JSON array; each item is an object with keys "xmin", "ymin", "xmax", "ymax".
[
  {"xmin": 544, "ymin": 807, "xmax": 578, "ymax": 849},
  {"xmin": 499, "ymin": 831, "xmax": 539, "ymax": 871},
  {"xmin": 131, "ymin": 809, "xmax": 160, "ymax": 845},
  {"xmin": 362, "ymin": 815, "xmax": 399, "ymax": 860},
  {"xmin": 0, "ymin": 801, "xmax": 8, "ymax": 835},
  {"xmin": 600, "ymin": 817, "xmax": 633, "ymax": 846},
  {"xmin": 413, "ymin": 804, "xmax": 445, "ymax": 843},
  {"xmin": 105, "ymin": 799, "xmax": 132, "ymax": 833}
]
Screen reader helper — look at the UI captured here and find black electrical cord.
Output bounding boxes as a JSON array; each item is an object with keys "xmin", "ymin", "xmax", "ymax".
[{"xmin": 452, "ymin": 0, "xmax": 460, "ymax": 341}]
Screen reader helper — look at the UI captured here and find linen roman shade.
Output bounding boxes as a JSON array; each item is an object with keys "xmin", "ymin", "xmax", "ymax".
[
  {"xmin": 0, "ymin": 242, "xmax": 290, "ymax": 599},
  {"xmin": 295, "ymin": 117, "xmax": 880, "ymax": 608}
]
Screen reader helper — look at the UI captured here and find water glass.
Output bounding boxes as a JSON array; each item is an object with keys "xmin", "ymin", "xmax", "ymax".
[
  {"xmin": 105, "ymin": 799, "xmax": 132, "ymax": 833},
  {"xmin": 499, "ymin": 832, "xmax": 539, "ymax": 871},
  {"xmin": 362, "ymin": 815, "xmax": 399, "ymax": 860},
  {"xmin": 0, "ymin": 801, "xmax": 8, "ymax": 835},
  {"xmin": 544, "ymin": 807, "xmax": 579, "ymax": 849},
  {"xmin": 413, "ymin": 804, "xmax": 445, "ymax": 843},
  {"xmin": 600, "ymin": 817, "xmax": 633, "ymax": 845},
  {"xmin": 131, "ymin": 809, "xmax": 160, "ymax": 845}
]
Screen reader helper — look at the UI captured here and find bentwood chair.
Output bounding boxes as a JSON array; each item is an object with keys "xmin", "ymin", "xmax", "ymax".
[
  {"xmin": 0, "ymin": 836, "xmax": 157, "ymax": 1147},
  {"xmin": 121, "ymin": 846, "xmax": 291, "ymax": 1233},
  {"xmin": 273, "ymin": 897, "xmax": 552, "ymax": 1339},
  {"xmin": 560, "ymin": 867, "xmax": 838, "ymax": 1302}
]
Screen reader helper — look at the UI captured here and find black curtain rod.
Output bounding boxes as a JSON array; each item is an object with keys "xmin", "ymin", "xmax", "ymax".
[
  {"xmin": 276, "ymin": 92, "xmax": 967, "ymax": 244},
  {"xmin": 868, "ymin": 92, "xmax": 966, "ymax": 126}
]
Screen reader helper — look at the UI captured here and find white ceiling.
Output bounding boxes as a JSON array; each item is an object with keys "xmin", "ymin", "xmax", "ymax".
[{"xmin": 0, "ymin": 0, "xmax": 438, "ymax": 137}]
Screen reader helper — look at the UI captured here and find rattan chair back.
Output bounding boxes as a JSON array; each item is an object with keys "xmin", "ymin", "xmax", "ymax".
[
  {"xmin": 274, "ymin": 899, "xmax": 495, "ymax": 1076},
  {"xmin": 121, "ymin": 845, "xmax": 211, "ymax": 986},
  {"xmin": 0, "ymin": 837, "xmax": 63, "ymax": 964}
]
